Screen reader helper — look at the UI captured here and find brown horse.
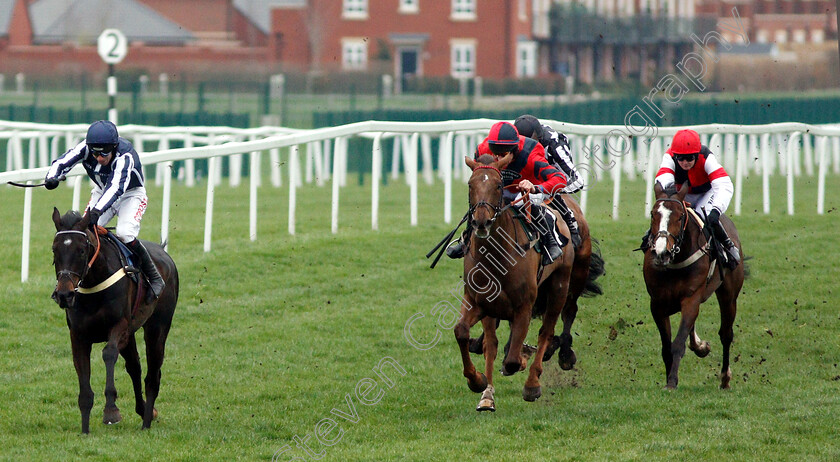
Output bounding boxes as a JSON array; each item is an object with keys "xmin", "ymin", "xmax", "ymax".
[
  {"xmin": 469, "ymin": 194, "xmax": 604, "ymax": 370},
  {"xmin": 643, "ymin": 184, "xmax": 744, "ymax": 389},
  {"xmin": 51, "ymin": 208, "xmax": 179, "ymax": 432},
  {"xmin": 454, "ymin": 154, "xmax": 574, "ymax": 411}
]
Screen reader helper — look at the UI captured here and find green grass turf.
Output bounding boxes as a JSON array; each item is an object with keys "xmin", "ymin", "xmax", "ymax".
[{"xmin": 0, "ymin": 171, "xmax": 838, "ymax": 461}]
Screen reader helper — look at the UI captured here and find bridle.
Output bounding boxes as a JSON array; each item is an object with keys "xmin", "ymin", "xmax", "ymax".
[
  {"xmin": 469, "ymin": 164, "xmax": 539, "ymax": 227},
  {"xmin": 54, "ymin": 229, "xmax": 101, "ymax": 293},
  {"xmin": 468, "ymin": 165, "xmax": 505, "ymax": 226},
  {"xmin": 651, "ymin": 198, "xmax": 689, "ymax": 258}
]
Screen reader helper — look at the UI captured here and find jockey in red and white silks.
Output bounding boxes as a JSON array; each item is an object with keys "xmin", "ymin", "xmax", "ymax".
[{"xmin": 655, "ymin": 131, "xmax": 734, "ymax": 217}]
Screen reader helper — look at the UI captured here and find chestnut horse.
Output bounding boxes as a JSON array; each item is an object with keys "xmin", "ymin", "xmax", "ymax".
[
  {"xmin": 468, "ymin": 194, "xmax": 604, "ymax": 370},
  {"xmin": 454, "ymin": 154, "xmax": 574, "ymax": 411},
  {"xmin": 51, "ymin": 208, "xmax": 179, "ymax": 432},
  {"xmin": 643, "ymin": 184, "xmax": 744, "ymax": 389}
]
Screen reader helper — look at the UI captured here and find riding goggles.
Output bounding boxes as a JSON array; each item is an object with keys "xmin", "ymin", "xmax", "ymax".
[
  {"xmin": 674, "ymin": 153, "xmax": 698, "ymax": 163},
  {"xmin": 88, "ymin": 144, "xmax": 115, "ymax": 157}
]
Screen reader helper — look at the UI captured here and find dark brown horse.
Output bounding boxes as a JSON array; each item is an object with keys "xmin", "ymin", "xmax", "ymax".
[
  {"xmin": 51, "ymin": 208, "xmax": 179, "ymax": 432},
  {"xmin": 643, "ymin": 184, "xmax": 744, "ymax": 389},
  {"xmin": 454, "ymin": 154, "xmax": 575, "ymax": 411}
]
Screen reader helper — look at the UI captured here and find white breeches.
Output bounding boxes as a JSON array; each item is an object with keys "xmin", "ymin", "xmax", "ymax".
[{"xmin": 87, "ymin": 187, "xmax": 148, "ymax": 243}]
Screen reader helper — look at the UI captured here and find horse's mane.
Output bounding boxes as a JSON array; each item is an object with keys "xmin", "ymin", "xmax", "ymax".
[{"xmin": 59, "ymin": 210, "xmax": 84, "ymax": 229}]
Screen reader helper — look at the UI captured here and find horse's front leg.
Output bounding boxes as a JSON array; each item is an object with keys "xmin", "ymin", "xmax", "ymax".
[
  {"xmin": 102, "ymin": 320, "xmax": 129, "ymax": 425},
  {"xmin": 651, "ymin": 302, "xmax": 673, "ymax": 388},
  {"xmin": 119, "ymin": 334, "xmax": 145, "ymax": 419},
  {"xmin": 502, "ymin": 308, "xmax": 531, "ymax": 376},
  {"xmin": 476, "ymin": 317, "xmax": 498, "ymax": 411},
  {"xmin": 524, "ymin": 285, "xmax": 568, "ymax": 401},
  {"xmin": 69, "ymin": 331, "xmax": 94, "ymax": 434},
  {"xmin": 666, "ymin": 298, "xmax": 702, "ymax": 389},
  {"xmin": 454, "ymin": 300, "xmax": 486, "ymax": 394}
]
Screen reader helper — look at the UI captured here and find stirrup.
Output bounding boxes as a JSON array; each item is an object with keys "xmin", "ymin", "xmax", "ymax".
[{"xmin": 445, "ymin": 240, "xmax": 466, "ymax": 259}]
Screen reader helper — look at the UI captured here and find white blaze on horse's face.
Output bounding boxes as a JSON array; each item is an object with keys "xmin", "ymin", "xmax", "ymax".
[
  {"xmin": 64, "ymin": 238, "xmax": 73, "ymax": 246},
  {"xmin": 654, "ymin": 203, "xmax": 671, "ymax": 256},
  {"xmin": 483, "ymin": 174, "xmax": 489, "ymax": 182}
]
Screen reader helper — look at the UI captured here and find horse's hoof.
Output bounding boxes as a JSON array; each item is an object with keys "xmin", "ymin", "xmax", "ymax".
[
  {"xmin": 152, "ymin": 408, "xmax": 159, "ymax": 420},
  {"xmin": 521, "ymin": 344, "xmax": 537, "ymax": 360},
  {"xmin": 558, "ymin": 349, "xmax": 577, "ymax": 371},
  {"xmin": 692, "ymin": 341, "xmax": 711, "ymax": 358},
  {"xmin": 720, "ymin": 368, "xmax": 732, "ymax": 389},
  {"xmin": 522, "ymin": 385, "xmax": 542, "ymax": 402},
  {"xmin": 476, "ymin": 398, "xmax": 496, "ymax": 412},
  {"xmin": 103, "ymin": 409, "xmax": 122, "ymax": 425},
  {"xmin": 663, "ymin": 384, "xmax": 677, "ymax": 391},
  {"xmin": 467, "ymin": 373, "xmax": 488, "ymax": 393}
]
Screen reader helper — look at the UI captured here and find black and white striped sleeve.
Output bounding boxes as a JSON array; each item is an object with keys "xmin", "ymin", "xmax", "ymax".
[
  {"xmin": 92, "ymin": 153, "xmax": 134, "ymax": 212},
  {"xmin": 46, "ymin": 141, "xmax": 86, "ymax": 180}
]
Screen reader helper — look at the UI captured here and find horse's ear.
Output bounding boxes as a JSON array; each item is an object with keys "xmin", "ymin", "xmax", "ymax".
[
  {"xmin": 52, "ymin": 207, "xmax": 62, "ymax": 231},
  {"xmin": 654, "ymin": 182, "xmax": 666, "ymax": 199},
  {"xmin": 465, "ymin": 156, "xmax": 478, "ymax": 171},
  {"xmin": 494, "ymin": 152, "xmax": 513, "ymax": 170},
  {"xmin": 677, "ymin": 180, "xmax": 691, "ymax": 201},
  {"xmin": 77, "ymin": 212, "xmax": 90, "ymax": 231}
]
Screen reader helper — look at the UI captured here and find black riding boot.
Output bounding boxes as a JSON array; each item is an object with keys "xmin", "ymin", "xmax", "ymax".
[
  {"xmin": 638, "ymin": 229, "xmax": 652, "ymax": 251},
  {"xmin": 553, "ymin": 197, "xmax": 581, "ymax": 248},
  {"xmin": 712, "ymin": 222, "xmax": 740, "ymax": 269},
  {"xmin": 446, "ymin": 226, "xmax": 472, "ymax": 259},
  {"xmin": 532, "ymin": 205, "xmax": 566, "ymax": 265},
  {"xmin": 128, "ymin": 239, "xmax": 165, "ymax": 301}
]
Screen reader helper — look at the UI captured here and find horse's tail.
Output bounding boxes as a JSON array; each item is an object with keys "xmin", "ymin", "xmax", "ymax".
[{"xmin": 582, "ymin": 238, "xmax": 605, "ymax": 297}]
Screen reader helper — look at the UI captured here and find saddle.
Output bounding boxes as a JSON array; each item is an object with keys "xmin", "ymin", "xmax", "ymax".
[
  {"xmin": 99, "ymin": 230, "xmax": 140, "ymax": 283},
  {"xmin": 508, "ymin": 202, "xmax": 542, "ymax": 254},
  {"xmin": 686, "ymin": 208, "xmax": 735, "ymax": 273}
]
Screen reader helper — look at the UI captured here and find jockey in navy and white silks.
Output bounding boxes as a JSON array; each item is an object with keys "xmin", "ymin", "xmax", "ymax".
[
  {"xmin": 514, "ymin": 114, "xmax": 583, "ymax": 247},
  {"xmin": 651, "ymin": 128, "xmax": 740, "ymax": 267},
  {"xmin": 45, "ymin": 120, "xmax": 165, "ymax": 298}
]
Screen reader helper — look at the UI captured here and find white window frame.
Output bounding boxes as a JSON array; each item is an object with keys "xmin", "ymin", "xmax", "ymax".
[
  {"xmin": 451, "ymin": 0, "xmax": 476, "ymax": 21},
  {"xmin": 343, "ymin": 0, "xmax": 368, "ymax": 19},
  {"xmin": 516, "ymin": 41, "xmax": 538, "ymax": 77},
  {"xmin": 518, "ymin": 0, "xmax": 528, "ymax": 21},
  {"xmin": 399, "ymin": 0, "xmax": 419, "ymax": 14},
  {"xmin": 342, "ymin": 38, "xmax": 368, "ymax": 71},
  {"xmin": 450, "ymin": 40, "xmax": 476, "ymax": 78}
]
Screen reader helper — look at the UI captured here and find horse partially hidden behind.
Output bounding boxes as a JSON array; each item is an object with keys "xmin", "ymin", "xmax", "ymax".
[
  {"xmin": 454, "ymin": 154, "xmax": 575, "ymax": 411},
  {"xmin": 643, "ymin": 184, "xmax": 744, "ymax": 389},
  {"xmin": 51, "ymin": 208, "xmax": 179, "ymax": 432}
]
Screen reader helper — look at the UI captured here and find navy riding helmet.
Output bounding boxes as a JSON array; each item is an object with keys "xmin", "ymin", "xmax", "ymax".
[
  {"xmin": 86, "ymin": 120, "xmax": 119, "ymax": 154},
  {"xmin": 513, "ymin": 114, "xmax": 544, "ymax": 140}
]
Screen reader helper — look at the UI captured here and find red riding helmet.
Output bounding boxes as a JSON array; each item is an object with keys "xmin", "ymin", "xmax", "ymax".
[
  {"xmin": 487, "ymin": 121, "xmax": 519, "ymax": 154},
  {"xmin": 667, "ymin": 129, "xmax": 701, "ymax": 155}
]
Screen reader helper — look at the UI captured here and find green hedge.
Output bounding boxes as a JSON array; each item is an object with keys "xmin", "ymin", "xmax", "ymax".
[{"xmin": 314, "ymin": 95, "xmax": 840, "ymax": 127}]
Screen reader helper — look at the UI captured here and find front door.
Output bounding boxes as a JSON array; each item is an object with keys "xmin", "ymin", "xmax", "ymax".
[{"xmin": 399, "ymin": 49, "xmax": 419, "ymax": 92}]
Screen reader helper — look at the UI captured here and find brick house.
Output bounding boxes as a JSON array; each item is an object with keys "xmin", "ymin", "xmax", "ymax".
[{"xmin": 0, "ymin": 0, "xmax": 837, "ymax": 88}]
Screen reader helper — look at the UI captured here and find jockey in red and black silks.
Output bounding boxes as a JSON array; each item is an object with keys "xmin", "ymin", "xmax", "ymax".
[
  {"xmin": 447, "ymin": 121, "xmax": 569, "ymax": 265},
  {"xmin": 473, "ymin": 128, "xmax": 568, "ymax": 198},
  {"xmin": 647, "ymin": 129, "xmax": 740, "ymax": 267}
]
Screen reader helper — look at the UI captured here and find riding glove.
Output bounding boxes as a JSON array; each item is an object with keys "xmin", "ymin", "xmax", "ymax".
[{"xmin": 87, "ymin": 209, "xmax": 102, "ymax": 229}]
